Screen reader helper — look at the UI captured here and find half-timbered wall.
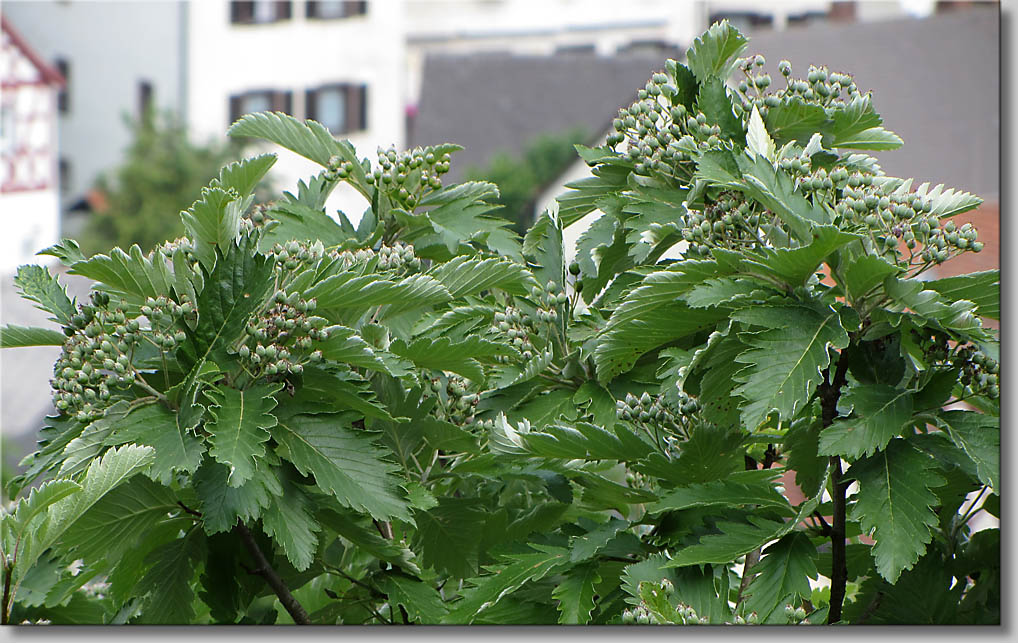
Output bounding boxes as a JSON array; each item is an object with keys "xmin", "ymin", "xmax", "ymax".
[{"xmin": 0, "ymin": 20, "xmax": 61, "ymax": 272}]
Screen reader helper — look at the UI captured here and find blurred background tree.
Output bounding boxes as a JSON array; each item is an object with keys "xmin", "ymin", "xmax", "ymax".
[
  {"xmin": 465, "ymin": 126, "xmax": 586, "ymax": 234},
  {"xmin": 79, "ymin": 109, "xmax": 244, "ymax": 254}
]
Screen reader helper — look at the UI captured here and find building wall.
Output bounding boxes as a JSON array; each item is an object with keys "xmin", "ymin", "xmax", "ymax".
[
  {"xmin": 0, "ymin": 190, "xmax": 60, "ymax": 273},
  {"xmin": 186, "ymin": 0, "xmax": 408, "ymax": 223},
  {"xmin": 2, "ymin": 1, "xmax": 184, "ymax": 209}
]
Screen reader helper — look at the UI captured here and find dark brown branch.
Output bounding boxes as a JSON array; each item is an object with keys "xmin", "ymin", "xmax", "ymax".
[
  {"xmin": 235, "ymin": 522, "xmax": 311, "ymax": 625},
  {"xmin": 177, "ymin": 501, "xmax": 203, "ymax": 518},
  {"xmin": 2, "ymin": 560, "xmax": 12, "ymax": 625},
  {"xmin": 819, "ymin": 353, "xmax": 851, "ymax": 624}
]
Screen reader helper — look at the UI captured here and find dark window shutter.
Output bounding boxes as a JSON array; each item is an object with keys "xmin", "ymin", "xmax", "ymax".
[
  {"xmin": 55, "ymin": 59, "xmax": 70, "ymax": 113},
  {"xmin": 276, "ymin": 1, "xmax": 292, "ymax": 20},
  {"xmin": 345, "ymin": 1, "xmax": 367, "ymax": 16},
  {"xmin": 305, "ymin": 89, "xmax": 317, "ymax": 122},
  {"xmin": 306, "ymin": 1, "xmax": 318, "ymax": 18},
  {"xmin": 342, "ymin": 85, "xmax": 357, "ymax": 134},
  {"xmin": 356, "ymin": 84, "xmax": 368, "ymax": 131},
  {"xmin": 272, "ymin": 91, "xmax": 292, "ymax": 115},
  {"xmin": 229, "ymin": 95, "xmax": 243, "ymax": 124},
  {"xmin": 231, "ymin": 1, "xmax": 254, "ymax": 23}
]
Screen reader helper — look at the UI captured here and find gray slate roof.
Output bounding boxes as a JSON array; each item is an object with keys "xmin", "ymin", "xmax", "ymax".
[
  {"xmin": 410, "ymin": 51, "xmax": 675, "ymax": 182},
  {"xmin": 743, "ymin": 6, "xmax": 999, "ymax": 200},
  {"xmin": 411, "ymin": 7, "xmax": 999, "ymax": 199}
]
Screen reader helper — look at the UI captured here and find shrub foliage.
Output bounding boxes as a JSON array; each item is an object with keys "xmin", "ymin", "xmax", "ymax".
[{"xmin": 1, "ymin": 22, "xmax": 998, "ymax": 625}]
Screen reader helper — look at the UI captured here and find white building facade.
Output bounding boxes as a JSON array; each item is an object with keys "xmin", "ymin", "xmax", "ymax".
[
  {"xmin": 4, "ymin": 0, "xmax": 407, "ymax": 226},
  {"xmin": 0, "ymin": 16, "xmax": 63, "ymax": 274}
]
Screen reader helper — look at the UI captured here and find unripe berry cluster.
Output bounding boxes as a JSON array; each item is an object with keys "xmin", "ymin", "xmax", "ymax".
[
  {"xmin": 616, "ymin": 390, "xmax": 698, "ymax": 440},
  {"xmin": 529, "ymin": 280, "xmax": 568, "ymax": 324},
  {"xmin": 607, "ymin": 65, "xmax": 730, "ymax": 181},
  {"xmin": 325, "ymin": 155, "xmax": 357, "ymax": 182},
  {"xmin": 247, "ymin": 203, "xmax": 272, "ymax": 228},
  {"xmin": 830, "ymin": 178, "xmax": 981, "ymax": 266},
  {"xmin": 156, "ymin": 236, "xmax": 195, "ymax": 259},
  {"xmin": 271, "ymin": 239, "xmax": 326, "ymax": 272},
  {"xmin": 783, "ymin": 603, "xmax": 809, "ymax": 624},
  {"xmin": 51, "ymin": 291, "xmax": 143, "ymax": 421},
  {"xmin": 364, "ymin": 145, "xmax": 451, "ymax": 210},
  {"xmin": 953, "ymin": 344, "xmax": 1000, "ymax": 399},
  {"xmin": 376, "ymin": 242, "xmax": 422, "ymax": 274},
  {"xmin": 424, "ymin": 374, "xmax": 479, "ymax": 425},
  {"xmin": 681, "ymin": 191, "xmax": 763, "ymax": 256},
  {"xmin": 736, "ymin": 56, "xmax": 862, "ymax": 118},
  {"xmin": 240, "ymin": 290, "xmax": 326, "ymax": 378},
  {"xmin": 141, "ymin": 293, "xmax": 196, "ymax": 344},
  {"xmin": 491, "ymin": 306, "xmax": 537, "ymax": 362}
]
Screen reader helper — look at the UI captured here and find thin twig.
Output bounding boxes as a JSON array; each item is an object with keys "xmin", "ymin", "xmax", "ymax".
[{"xmin": 235, "ymin": 522, "xmax": 311, "ymax": 625}]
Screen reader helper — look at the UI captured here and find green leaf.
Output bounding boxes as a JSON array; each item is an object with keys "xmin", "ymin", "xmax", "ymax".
[
  {"xmin": 414, "ymin": 497, "xmax": 488, "ymax": 579},
  {"xmin": 307, "ymin": 272, "xmax": 452, "ymax": 324},
  {"xmin": 639, "ymin": 423, "xmax": 744, "ymax": 486},
  {"xmin": 68, "ymin": 245, "xmax": 175, "ymax": 303},
  {"xmin": 390, "ymin": 336, "xmax": 504, "ymax": 384},
  {"xmin": 105, "ymin": 401, "xmax": 205, "ymax": 485},
  {"xmin": 260, "ymin": 201, "xmax": 350, "ymax": 248},
  {"xmin": 743, "ymin": 532, "xmax": 818, "ymax": 621},
  {"xmin": 734, "ymin": 153, "xmax": 829, "ymax": 241},
  {"xmin": 3, "ymin": 480, "xmax": 81, "ymax": 545},
  {"xmin": 429, "ymin": 255, "xmax": 534, "ymax": 297},
  {"xmin": 697, "ymin": 77, "xmax": 744, "ymax": 144},
  {"xmin": 316, "ymin": 507, "xmax": 421, "ymax": 575},
  {"xmin": 62, "ymin": 476, "xmax": 180, "ymax": 567},
  {"xmin": 913, "ymin": 181, "xmax": 983, "ymax": 219},
  {"xmin": 884, "ymin": 277, "xmax": 985, "ymax": 336},
  {"xmin": 569, "ymin": 517, "xmax": 630, "ymax": 562},
  {"xmin": 552, "ymin": 562, "xmax": 600, "ymax": 624},
  {"xmin": 847, "ymin": 439, "xmax": 945, "ymax": 583},
  {"xmin": 663, "ymin": 515, "xmax": 788, "ymax": 567},
  {"xmin": 733, "ymin": 303, "xmax": 850, "ymax": 429},
  {"xmin": 936, "ymin": 410, "xmax": 999, "ymax": 491},
  {"xmin": 14, "ymin": 264, "xmax": 77, "ymax": 325},
  {"xmin": 833, "ymin": 126, "xmax": 903, "ymax": 151},
  {"xmin": 193, "ymin": 459, "xmax": 280, "ymax": 534},
  {"xmin": 740, "ymin": 225, "xmax": 859, "ymax": 288},
  {"xmin": 684, "ymin": 19, "xmax": 748, "ymax": 81},
  {"xmin": 764, "ymin": 99, "xmax": 830, "ymax": 144},
  {"xmin": 523, "ymin": 209, "xmax": 566, "ymax": 289},
  {"xmin": 210, "ymin": 153, "xmax": 276, "ymax": 197},
  {"xmin": 136, "ymin": 528, "xmax": 204, "ymax": 624},
  {"xmin": 841, "ymin": 254, "xmax": 901, "ymax": 303},
  {"xmin": 827, "ymin": 94, "xmax": 883, "ymax": 142},
  {"xmin": 746, "ymin": 106, "xmax": 775, "ymax": 161},
  {"xmin": 381, "ymin": 575, "xmax": 449, "ymax": 624},
  {"xmin": 818, "ymin": 383, "xmax": 914, "ymax": 459},
  {"xmin": 261, "ymin": 475, "xmax": 320, "ymax": 572},
  {"xmin": 180, "ymin": 187, "xmax": 247, "ymax": 271},
  {"xmin": 620, "ymin": 554, "xmax": 676, "ymax": 605},
  {"xmin": 272, "ymin": 413, "xmax": 409, "ymax": 521},
  {"xmin": 37, "ymin": 238, "xmax": 87, "ymax": 266},
  {"xmin": 206, "ymin": 382, "xmax": 282, "ymax": 487},
  {"xmin": 519, "ymin": 421, "xmax": 651, "ymax": 462},
  {"xmin": 13, "ymin": 444, "xmax": 154, "ymax": 584},
  {"xmin": 649, "ymin": 470, "xmax": 792, "ymax": 514},
  {"xmin": 316, "ymin": 325, "xmax": 398, "ymax": 374},
  {"xmin": 279, "ymin": 366, "xmax": 395, "ymax": 421},
  {"xmin": 558, "ymin": 163, "xmax": 632, "ymax": 227},
  {"xmin": 228, "ymin": 111, "xmax": 355, "ymax": 173},
  {"xmin": 0, "ymin": 324, "xmax": 66, "ymax": 347},
  {"xmin": 192, "ymin": 234, "xmax": 275, "ymax": 366},
  {"xmin": 595, "ymin": 261, "xmax": 729, "ymax": 382},
  {"xmin": 924, "ymin": 270, "xmax": 998, "ymax": 320},
  {"xmin": 443, "ymin": 545, "xmax": 571, "ymax": 623}
]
